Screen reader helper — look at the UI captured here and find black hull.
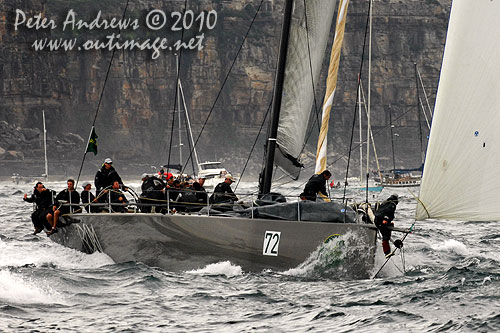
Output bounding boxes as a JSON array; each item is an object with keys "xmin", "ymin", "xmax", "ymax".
[{"xmin": 53, "ymin": 213, "xmax": 378, "ymax": 276}]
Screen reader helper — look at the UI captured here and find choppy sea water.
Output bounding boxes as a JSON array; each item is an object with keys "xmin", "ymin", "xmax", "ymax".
[{"xmin": 1, "ymin": 180, "xmax": 499, "ymax": 332}]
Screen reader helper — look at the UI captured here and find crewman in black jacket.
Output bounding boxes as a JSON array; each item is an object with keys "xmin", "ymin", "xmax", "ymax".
[
  {"xmin": 103, "ymin": 180, "xmax": 128, "ymax": 212},
  {"xmin": 95, "ymin": 158, "xmax": 124, "ymax": 195},
  {"xmin": 192, "ymin": 177, "xmax": 207, "ymax": 205},
  {"xmin": 210, "ymin": 174, "xmax": 238, "ymax": 204},
  {"xmin": 300, "ymin": 170, "xmax": 331, "ymax": 201},
  {"xmin": 23, "ymin": 182, "xmax": 59, "ymax": 235},
  {"xmin": 55, "ymin": 178, "xmax": 80, "ymax": 215},
  {"xmin": 374, "ymin": 194, "xmax": 399, "ymax": 257},
  {"xmin": 81, "ymin": 182, "xmax": 98, "ymax": 213},
  {"xmin": 140, "ymin": 173, "xmax": 166, "ymax": 213}
]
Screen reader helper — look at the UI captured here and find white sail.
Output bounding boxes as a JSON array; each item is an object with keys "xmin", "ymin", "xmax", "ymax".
[
  {"xmin": 416, "ymin": 0, "xmax": 500, "ymax": 221},
  {"xmin": 275, "ymin": 0, "xmax": 337, "ymax": 178}
]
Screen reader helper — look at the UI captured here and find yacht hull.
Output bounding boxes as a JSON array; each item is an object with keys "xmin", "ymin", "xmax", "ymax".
[{"xmin": 52, "ymin": 213, "xmax": 377, "ymax": 276}]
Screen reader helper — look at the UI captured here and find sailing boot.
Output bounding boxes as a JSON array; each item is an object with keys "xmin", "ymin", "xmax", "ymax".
[{"xmin": 382, "ymin": 239, "xmax": 391, "ymax": 257}]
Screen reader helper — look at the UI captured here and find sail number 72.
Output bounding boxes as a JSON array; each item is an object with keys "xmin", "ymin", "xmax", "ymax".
[{"xmin": 263, "ymin": 231, "xmax": 281, "ymax": 256}]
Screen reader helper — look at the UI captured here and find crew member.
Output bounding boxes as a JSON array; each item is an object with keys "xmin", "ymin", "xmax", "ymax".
[
  {"xmin": 103, "ymin": 180, "xmax": 128, "ymax": 213},
  {"xmin": 23, "ymin": 182, "xmax": 59, "ymax": 235},
  {"xmin": 55, "ymin": 178, "xmax": 80, "ymax": 215},
  {"xmin": 193, "ymin": 177, "xmax": 208, "ymax": 204},
  {"xmin": 81, "ymin": 182, "xmax": 98, "ymax": 213},
  {"xmin": 140, "ymin": 173, "xmax": 166, "ymax": 213},
  {"xmin": 95, "ymin": 158, "xmax": 124, "ymax": 195},
  {"xmin": 374, "ymin": 194, "xmax": 399, "ymax": 257},
  {"xmin": 210, "ymin": 174, "xmax": 238, "ymax": 204},
  {"xmin": 300, "ymin": 169, "xmax": 331, "ymax": 201}
]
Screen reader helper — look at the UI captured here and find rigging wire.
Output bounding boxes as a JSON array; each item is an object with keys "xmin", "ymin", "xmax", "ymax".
[
  {"xmin": 183, "ymin": 107, "xmax": 197, "ymax": 174},
  {"xmin": 279, "ymin": 104, "xmax": 418, "ymax": 197},
  {"xmin": 75, "ymin": 0, "xmax": 130, "ymax": 187},
  {"xmin": 234, "ymin": 99, "xmax": 272, "ymax": 192},
  {"xmin": 180, "ymin": 0, "xmax": 266, "ymax": 176},
  {"xmin": 341, "ymin": 0, "xmax": 372, "ymax": 204}
]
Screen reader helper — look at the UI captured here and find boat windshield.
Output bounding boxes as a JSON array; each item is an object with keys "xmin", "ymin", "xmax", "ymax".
[{"xmin": 200, "ymin": 163, "xmax": 222, "ymax": 170}]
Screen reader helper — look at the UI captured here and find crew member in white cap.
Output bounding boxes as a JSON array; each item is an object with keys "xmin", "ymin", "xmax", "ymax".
[
  {"xmin": 209, "ymin": 174, "xmax": 238, "ymax": 204},
  {"xmin": 94, "ymin": 157, "xmax": 124, "ymax": 195},
  {"xmin": 81, "ymin": 181, "xmax": 98, "ymax": 212}
]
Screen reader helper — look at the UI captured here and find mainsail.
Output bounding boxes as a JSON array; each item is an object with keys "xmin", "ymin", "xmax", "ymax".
[
  {"xmin": 416, "ymin": 0, "xmax": 500, "ymax": 221},
  {"xmin": 315, "ymin": 0, "xmax": 350, "ymax": 173},
  {"xmin": 275, "ymin": 0, "xmax": 338, "ymax": 178}
]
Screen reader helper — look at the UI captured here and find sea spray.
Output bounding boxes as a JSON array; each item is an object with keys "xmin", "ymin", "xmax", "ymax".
[
  {"xmin": 186, "ymin": 261, "xmax": 243, "ymax": 277},
  {"xmin": 0, "ymin": 269, "xmax": 64, "ymax": 305},
  {"xmin": 284, "ymin": 231, "xmax": 375, "ymax": 280}
]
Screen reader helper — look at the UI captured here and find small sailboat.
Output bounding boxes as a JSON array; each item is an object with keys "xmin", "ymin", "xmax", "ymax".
[
  {"xmin": 169, "ymin": 57, "xmax": 234, "ymax": 187},
  {"xmin": 197, "ymin": 161, "xmax": 233, "ymax": 188},
  {"xmin": 381, "ymin": 64, "xmax": 431, "ymax": 188},
  {"xmin": 13, "ymin": 111, "xmax": 49, "ymax": 184},
  {"xmin": 417, "ymin": 0, "xmax": 500, "ymax": 220}
]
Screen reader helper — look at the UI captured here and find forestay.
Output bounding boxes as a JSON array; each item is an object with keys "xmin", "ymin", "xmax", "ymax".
[
  {"xmin": 275, "ymin": 0, "xmax": 337, "ymax": 178},
  {"xmin": 416, "ymin": 0, "xmax": 500, "ymax": 221}
]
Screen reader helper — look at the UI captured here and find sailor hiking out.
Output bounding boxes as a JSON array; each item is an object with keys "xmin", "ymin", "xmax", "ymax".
[
  {"xmin": 374, "ymin": 194, "xmax": 400, "ymax": 257},
  {"xmin": 23, "ymin": 182, "xmax": 59, "ymax": 235}
]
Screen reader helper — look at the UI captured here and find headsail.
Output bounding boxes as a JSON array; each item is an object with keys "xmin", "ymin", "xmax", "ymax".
[
  {"xmin": 416, "ymin": 0, "xmax": 500, "ymax": 221},
  {"xmin": 275, "ymin": 0, "xmax": 338, "ymax": 178},
  {"xmin": 315, "ymin": 0, "xmax": 350, "ymax": 173}
]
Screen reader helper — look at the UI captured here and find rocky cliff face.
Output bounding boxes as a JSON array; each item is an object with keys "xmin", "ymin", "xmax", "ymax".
[{"xmin": 0, "ymin": 0, "xmax": 451, "ymax": 179}]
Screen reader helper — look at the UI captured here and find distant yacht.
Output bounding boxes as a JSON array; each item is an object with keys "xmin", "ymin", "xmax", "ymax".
[{"xmin": 197, "ymin": 161, "xmax": 234, "ymax": 188}]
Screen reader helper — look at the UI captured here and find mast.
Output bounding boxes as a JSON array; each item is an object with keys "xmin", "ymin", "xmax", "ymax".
[
  {"xmin": 389, "ymin": 106, "xmax": 396, "ymax": 174},
  {"xmin": 360, "ymin": 80, "xmax": 383, "ymax": 183},
  {"xmin": 414, "ymin": 63, "xmax": 425, "ymax": 165},
  {"xmin": 259, "ymin": 0, "xmax": 294, "ymax": 195},
  {"xmin": 42, "ymin": 110, "xmax": 48, "ymax": 181},
  {"xmin": 365, "ymin": 0, "xmax": 373, "ymax": 183},
  {"xmin": 179, "ymin": 80, "xmax": 201, "ymax": 173},
  {"xmin": 358, "ymin": 81, "xmax": 363, "ymax": 182},
  {"xmin": 176, "ymin": 54, "xmax": 183, "ymax": 166},
  {"xmin": 416, "ymin": 65, "xmax": 432, "ymax": 130}
]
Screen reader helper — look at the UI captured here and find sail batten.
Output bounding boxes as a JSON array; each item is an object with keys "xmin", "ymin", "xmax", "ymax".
[
  {"xmin": 416, "ymin": 0, "xmax": 500, "ymax": 221},
  {"xmin": 275, "ymin": 0, "xmax": 338, "ymax": 178}
]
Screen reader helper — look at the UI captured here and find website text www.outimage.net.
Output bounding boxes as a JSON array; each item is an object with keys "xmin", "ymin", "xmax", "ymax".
[{"xmin": 14, "ymin": 8, "xmax": 217, "ymax": 59}]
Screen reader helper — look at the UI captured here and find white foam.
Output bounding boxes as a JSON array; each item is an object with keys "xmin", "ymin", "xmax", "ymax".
[
  {"xmin": 0, "ymin": 269, "xmax": 64, "ymax": 305},
  {"xmin": 431, "ymin": 239, "xmax": 469, "ymax": 256},
  {"xmin": 0, "ymin": 239, "xmax": 114, "ymax": 269},
  {"xmin": 186, "ymin": 261, "xmax": 242, "ymax": 277},
  {"xmin": 482, "ymin": 276, "xmax": 491, "ymax": 285},
  {"xmin": 370, "ymin": 247, "xmax": 404, "ymax": 278}
]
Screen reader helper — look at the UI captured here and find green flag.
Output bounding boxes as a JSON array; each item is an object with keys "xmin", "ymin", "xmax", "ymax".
[{"xmin": 86, "ymin": 127, "xmax": 98, "ymax": 155}]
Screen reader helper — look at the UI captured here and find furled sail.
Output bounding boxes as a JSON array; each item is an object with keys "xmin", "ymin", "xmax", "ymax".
[
  {"xmin": 315, "ymin": 0, "xmax": 350, "ymax": 173},
  {"xmin": 275, "ymin": 0, "xmax": 338, "ymax": 178},
  {"xmin": 416, "ymin": 0, "xmax": 500, "ymax": 221}
]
